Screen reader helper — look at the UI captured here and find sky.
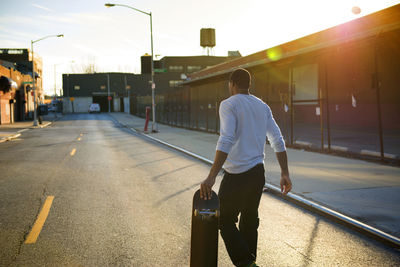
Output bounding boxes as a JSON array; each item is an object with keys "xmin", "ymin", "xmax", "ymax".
[{"xmin": 1, "ymin": 0, "xmax": 399, "ymax": 95}]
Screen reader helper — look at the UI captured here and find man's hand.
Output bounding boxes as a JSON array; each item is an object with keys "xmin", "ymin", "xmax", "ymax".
[
  {"xmin": 200, "ymin": 150, "xmax": 228, "ymax": 200},
  {"xmin": 280, "ymin": 172, "xmax": 292, "ymax": 195},
  {"xmin": 200, "ymin": 175, "xmax": 216, "ymax": 200}
]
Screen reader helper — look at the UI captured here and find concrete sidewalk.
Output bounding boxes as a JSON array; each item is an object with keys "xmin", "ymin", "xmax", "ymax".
[
  {"xmin": 0, "ymin": 113, "xmax": 60, "ymax": 143},
  {"xmin": 110, "ymin": 112, "xmax": 400, "ymax": 242}
]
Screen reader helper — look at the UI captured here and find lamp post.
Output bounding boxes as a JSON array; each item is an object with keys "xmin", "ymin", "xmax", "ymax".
[
  {"xmin": 105, "ymin": 3, "xmax": 157, "ymax": 132},
  {"xmin": 31, "ymin": 34, "xmax": 64, "ymax": 126}
]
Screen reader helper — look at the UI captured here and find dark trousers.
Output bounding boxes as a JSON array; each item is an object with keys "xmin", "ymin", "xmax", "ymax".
[{"xmin": 218, "ymin": 164, "xmax": 265, "ymax": 267}]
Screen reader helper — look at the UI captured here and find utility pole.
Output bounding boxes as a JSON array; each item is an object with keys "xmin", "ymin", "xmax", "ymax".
[{"xmin": 107, "ymin": 73, "xmax": 111, "ymax": 113}]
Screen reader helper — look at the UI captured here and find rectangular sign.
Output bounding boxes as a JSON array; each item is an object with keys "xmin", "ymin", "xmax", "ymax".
[{"xmin": 154, "ymin": 68, "xmax": 167, "ymax": 73}]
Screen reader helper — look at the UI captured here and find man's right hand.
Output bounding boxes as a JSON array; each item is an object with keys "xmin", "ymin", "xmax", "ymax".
[{"xmin": 280, "ymin": 172, "xmax": 292, "ymax": 195}]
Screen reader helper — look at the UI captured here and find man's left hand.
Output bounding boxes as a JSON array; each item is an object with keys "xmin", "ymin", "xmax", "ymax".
[
  {"xmin": 200, "ymin": 176, "xmax": 216, "ymax": 200},
  {"xmin": 280, "ymin": 172, "xmax": 292, "ymax": 195}
]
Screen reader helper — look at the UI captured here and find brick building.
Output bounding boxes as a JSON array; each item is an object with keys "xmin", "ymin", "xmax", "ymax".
[{"xmin": 0, "ymin": 60, "xmax": 34, "ymax": 124}]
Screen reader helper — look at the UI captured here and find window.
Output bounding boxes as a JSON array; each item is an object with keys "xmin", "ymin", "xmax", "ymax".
[
  {"xmin": 169, "ymin": 80, "xmax": 182, "ymax": 88},
  {"xmin": 74, "ymin": 85, "xmax": 80, "ymax": 90},
  {"xmin": 187, "ymin": 66, "xmax": 202, "ymax": 73},
  {"xmin": 7, "ymin": 49, "xmax": 24, "ymax": 54},
  {"xmin": 168, "ymin": 65, "xmax": 183, "ymax": 72}
]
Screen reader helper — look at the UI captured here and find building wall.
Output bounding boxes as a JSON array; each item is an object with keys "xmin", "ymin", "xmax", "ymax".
[
  {"xmin": 0, "ymin": 49, "xmax": 43, "ymax": 103},
  {"xmin": 146, "ymin": 30, "xmax": 399, "ymax": 135},
  {"xmin": 63, "ymin": 97, "xmax": 92, "ymax": 113},
  {"xmin": 113, "ymin": 98, "xmax": 120, "ymax": 112},
  {"xmin": 0, "ymin": 64, "xmax": 33, "ymax": 124},
  {"xmin": 141, "ymin": 9, "xmax": 400, "ymax": 158},
  {"xmin": 0, "ymin": 91, "xmax": 11, "ymax": 124},
  {"xmin": 124, "ymin": 97, "xmax": 130, "ymax": 114}
]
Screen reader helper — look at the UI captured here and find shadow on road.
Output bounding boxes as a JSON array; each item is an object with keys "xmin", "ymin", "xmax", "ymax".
[
  {"xmin": 154, "ymin": 182, "xmax": 200, "ymax": 207},
  {"xmin": 152, "ymin": 164, "xmax": 196, "ymax": 181}
]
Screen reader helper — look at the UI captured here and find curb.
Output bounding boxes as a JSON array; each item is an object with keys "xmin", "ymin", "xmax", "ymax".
[
  {"xmin": 38, "ymin": 122, "xmax": 52, "ymax": 128},
  {"xmin": 294, "ymin": 140, "xmax": 399, "ymax": 161},
  {"xmin": 0, "ymin": 133, "xmax": 21, "ymax": 143},
  {"xmin": 0, "ymin": 120, "xmax": 53, "ymax": 144},
  {"xmin": 122, "ymin": 122, "xmax": 400, "ymax": 249},
  {"xmin": 263, "ymin": 184, "xmax": 400, "ymax": 249}
]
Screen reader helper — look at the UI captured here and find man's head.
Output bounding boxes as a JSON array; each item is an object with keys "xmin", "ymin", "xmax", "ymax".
[{"xmin": 228, "ymin": 68, "xmax": 251, "ymax": 95}]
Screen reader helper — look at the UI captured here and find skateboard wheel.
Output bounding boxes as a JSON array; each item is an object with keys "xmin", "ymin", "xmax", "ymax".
[{"xmin": 194, "ymin": 209, "xmax": 199, "ymax": 217}]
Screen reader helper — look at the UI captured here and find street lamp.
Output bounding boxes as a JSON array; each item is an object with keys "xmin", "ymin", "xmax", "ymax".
[
  {"xmin": 31, "ymin": 34, "xmax": 64, "ymax": 126},
  {"xmin": 105, "ymin": 3, "xmax": 157, "ymax": 132}
]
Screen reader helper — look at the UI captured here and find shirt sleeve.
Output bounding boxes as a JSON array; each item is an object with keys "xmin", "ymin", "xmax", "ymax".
[
  {"xmin": 216, "ymin": 100, "xmax": 236, "ymax": 154},
  {"xmin": 266, "ymin": 106, "xmax": 286, "ymax": 152}
]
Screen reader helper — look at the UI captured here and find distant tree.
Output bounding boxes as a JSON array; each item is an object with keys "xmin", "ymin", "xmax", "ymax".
[
  {"xmin": 117, "ymin": 64, "xmax": 134, "ymax": 73},
  {"xmin": 71, "ymin": 56, "xmax": 99, "ymax": 74}
]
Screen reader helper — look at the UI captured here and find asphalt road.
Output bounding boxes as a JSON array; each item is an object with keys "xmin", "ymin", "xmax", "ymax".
[{"xmin": 0, "ymin": 113, "xmax": 399, "ymax": 266}]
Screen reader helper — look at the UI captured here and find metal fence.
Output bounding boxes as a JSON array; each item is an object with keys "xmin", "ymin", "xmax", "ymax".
[{"xmin": 134, "ymin": 36, "xmax": 399, "ymax": 162}]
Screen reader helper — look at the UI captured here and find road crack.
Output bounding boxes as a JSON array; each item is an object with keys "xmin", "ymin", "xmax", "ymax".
[
  {"xmin": 283, "ymin": 241, "xmax": 314, "ymax": 264},
  {"xmin": 8, "ymin": 185, "xmax": 48, "ymax": 265}
]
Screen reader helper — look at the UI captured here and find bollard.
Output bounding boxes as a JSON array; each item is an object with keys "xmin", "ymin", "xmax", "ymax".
[{"xmin": 144, "ymin": 106, "xmax": 151, "ymax": 132}]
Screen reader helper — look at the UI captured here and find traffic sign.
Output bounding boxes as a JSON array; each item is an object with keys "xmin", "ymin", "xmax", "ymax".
[
  {"xmin": 108, "ymin": 96, "xmax": 112, "ymax": 101},
  {"xmin": 154, "ymin": 68, "xmax": 167, "ymax": 73},
  {"xmin": 70, "ymin": 97, "xmax": 75, "ymax": 102}
]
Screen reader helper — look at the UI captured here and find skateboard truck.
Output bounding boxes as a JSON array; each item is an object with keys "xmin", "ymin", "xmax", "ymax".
[{"xmin": 194, "ymin": 209, "xmax": 219, "ymax": 220}]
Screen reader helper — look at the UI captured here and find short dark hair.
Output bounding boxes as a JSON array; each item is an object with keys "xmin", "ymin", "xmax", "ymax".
[{"xmin": 229, "ymin": 68, "xmax": 251, "ymax": 90}]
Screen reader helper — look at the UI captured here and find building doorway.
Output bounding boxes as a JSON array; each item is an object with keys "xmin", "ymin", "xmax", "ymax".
[{"xmin": 93, "ymin": 95, "xmax": 113, "ymax": 112}]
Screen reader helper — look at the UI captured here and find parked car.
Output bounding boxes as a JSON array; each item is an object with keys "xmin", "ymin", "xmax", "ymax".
[
  {"xmin": 48, "ymin": 103, "xmax": 57, "ymax": 112},
  {"xmin": 89, "ymin": 103, "xmax": 101, "ymax": 113}
]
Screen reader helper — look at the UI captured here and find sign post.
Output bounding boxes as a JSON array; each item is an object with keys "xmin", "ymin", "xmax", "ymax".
[{"xmin": 70, "ymin": 97, "xmax": 75, "ymax": 113}]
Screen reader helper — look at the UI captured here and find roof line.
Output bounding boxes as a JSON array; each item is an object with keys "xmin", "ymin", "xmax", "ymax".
[{"xmin": 182, "ymin": 20, "xmax": 400, "ymax": 85}]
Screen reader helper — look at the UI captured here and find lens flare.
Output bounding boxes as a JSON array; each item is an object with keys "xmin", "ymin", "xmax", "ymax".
[{"xmin": 266, "ymin": 47, "xmax": 283, "ymax": 61}]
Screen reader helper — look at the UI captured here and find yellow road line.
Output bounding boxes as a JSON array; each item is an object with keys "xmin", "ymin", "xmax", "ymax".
[
  {"xmin": 77, "ymin": 137, "xmax": 81, "ymax": 141},
  {"xmin": 70, "ymin": 148, "xmax": 76, "ymax": 156},
  {"xmin": 25, "ymin": 196, "xmax": 55, "ymax": 244}
]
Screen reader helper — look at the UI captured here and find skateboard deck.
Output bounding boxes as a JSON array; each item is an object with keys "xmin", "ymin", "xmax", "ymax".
[{"xmin": 190, "ymin": 189, "xmax": 220, "ymax": 267}]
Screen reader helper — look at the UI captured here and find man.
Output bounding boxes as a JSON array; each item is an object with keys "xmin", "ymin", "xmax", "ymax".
[{"xmin": 200, "ymin": 68, "xmax": 292, "ymax": 267}]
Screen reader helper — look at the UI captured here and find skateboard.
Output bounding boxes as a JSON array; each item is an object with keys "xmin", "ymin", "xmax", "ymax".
[{"xmin": 190, "ymin": 189, "xmax": 220, "ymax": 267}]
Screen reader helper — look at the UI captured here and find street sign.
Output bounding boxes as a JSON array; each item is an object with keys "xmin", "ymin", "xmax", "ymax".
[
  {"xmin": 70, "ymin": 97, "xmax": 75, "ymax": 102},
  {"xmin": 154, "ymin": 68, "xmax": 167, "ymax": 73},
  {"xmin": 23, "ymin": 81, "xmax": 33, "ymax": 84},
  {"xmin": 108, "ymin": 96, "xmax": 112, "ymax": 101},
  {"xmin": 152, "ymin": 83, "xmax": 156, "ymax": 89}
]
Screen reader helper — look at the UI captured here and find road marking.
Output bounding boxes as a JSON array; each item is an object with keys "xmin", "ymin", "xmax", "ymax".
[
  {"xmin": 18, "ymin": 129, "xmax": 29, "ymax": 133},
  {"xmin": 77, "ymin": 137, "xmax": 81, "ymax": 141},
  {"xmin": 70, "ymin": 148, "xmax": 76, "ymax": 156},
  {"xmin": 25, "ymin": 196, "xmax": 55, "ymax": 244}
]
